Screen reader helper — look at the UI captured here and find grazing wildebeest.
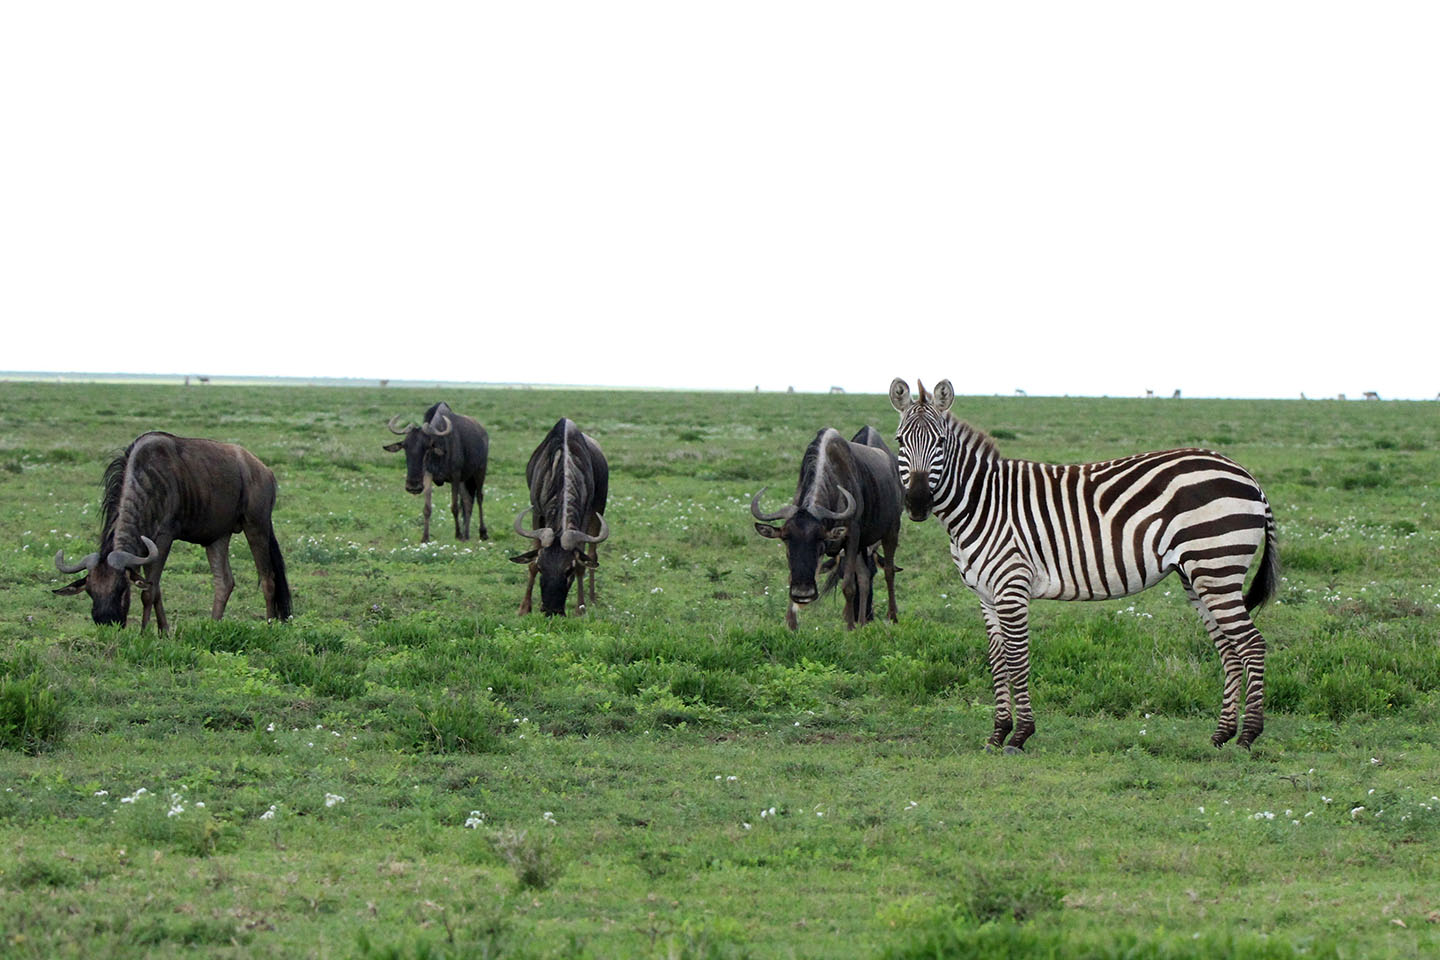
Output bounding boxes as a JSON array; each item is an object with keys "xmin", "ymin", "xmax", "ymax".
[
  {"xmin": 510, "ymin": 419, "xmax": 610, "ymax": 616},
  {"xmin": 751, "ymin": 426, "xmax": 903, "ymax": 631},
  {"xmin": 53, "ymin": 432, "xmax": 292, "ymax": 630},
  {"xmin": 384, "ymin": 401, "xmax": 490, "ymax": 542}
]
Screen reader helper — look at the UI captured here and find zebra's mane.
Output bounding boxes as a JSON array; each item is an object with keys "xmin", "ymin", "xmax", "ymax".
[{"xmin": 941, "ymin": 410, "xmax": 1000, "ymax": 459}]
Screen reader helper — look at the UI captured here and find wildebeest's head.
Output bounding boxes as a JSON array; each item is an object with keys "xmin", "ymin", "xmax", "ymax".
[
  {"xmin": 889, "ymin": 378, "xmax": 953, "ymax": 522},
  {"xmin": 751, "ymin": 487, "xmax": 854, "ymax": 605},
  {"xmin": 53, "ymin": 536, "xmax": 158, "ymax": 626},
  {"xmin": 510, "ymin": 510, "xmax": 609, "ymax": 615},
  {"xmin": 382, "ymin": 413, "xmax": 453, "ymax": 493}
]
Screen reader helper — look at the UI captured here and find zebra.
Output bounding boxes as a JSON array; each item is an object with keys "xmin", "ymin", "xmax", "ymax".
[{"xmin": 889, "ymin": 378, "xmax": 1280, "ymax": 753}]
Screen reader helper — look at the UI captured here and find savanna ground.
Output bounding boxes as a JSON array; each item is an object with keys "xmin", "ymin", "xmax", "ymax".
[{"xmin": 2, "ymin": 382, "xmax": 1439, "ymax": 959}]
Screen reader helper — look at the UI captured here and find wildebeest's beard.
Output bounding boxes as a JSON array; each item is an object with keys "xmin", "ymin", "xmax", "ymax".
[{"xmin": 424, "ymin": 439, "xmax": 453, "ymax": 486}]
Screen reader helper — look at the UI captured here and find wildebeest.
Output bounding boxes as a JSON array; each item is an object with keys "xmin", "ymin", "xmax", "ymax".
[
  {"xmin": 53, "ymin": 432, "xmax": 292, "ymax": 630},
  {"xmin": 511, "ymin": 418, "xmax": 610, "ymax": 616},
  {"xmin": 751, "ymin": 426, "xmax": 903, "ymax": 630},
  {"xmin": 384, "ymin": 401, "xmax": 490, "ymax": 542}
]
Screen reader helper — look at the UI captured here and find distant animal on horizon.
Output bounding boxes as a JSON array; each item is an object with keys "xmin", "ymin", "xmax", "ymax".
[
  {"xmin": 1145, "ymin": 389, "xmax": 1154, "ymax": 398},
  {"xmin": 54, "ymin": 433, "xmax": 292, "ymax": 630},
  {"xmin": 384, "ymin": 402, "xmax": 489, "ymax": 542},
  {"xmin": 890, "ymin": 378, "xmax": 1279, "ymax": 753},
  {"xmin": 1172, "ymin": 389, "xmax": 1181, "ymax": 399},
  {"xmin": 511, "ymin": 419, "xmax": 610, "ymax": 616},
  {"xmin": 829, "ymin": 386, "xmax": 846, "ymax": 394},
  {"xmin": 751, "ymin": 426, "xmax": 902, "ymax": 631},
  {"xmin": 1015, "ymin": 389, "xmax": 1027, "ymax": 397},
  {"xmin": 1363, "ymin": 391, "xmax": 1380, "ymax": 401}
]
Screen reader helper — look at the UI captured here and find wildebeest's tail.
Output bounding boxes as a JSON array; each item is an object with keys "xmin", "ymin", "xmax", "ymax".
[
  {"xmin": 1243, "ymin": 494, "xmax": 1279, "ymax": 613},
  {"xmin": 268, "ymin": 528, "xmax": 293, "ymax": 620}
]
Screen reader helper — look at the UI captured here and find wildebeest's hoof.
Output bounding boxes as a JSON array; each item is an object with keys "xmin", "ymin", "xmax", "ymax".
[{"xmin": 1003, "ymin": 745, "xmax": 1024, "ymax": 756}]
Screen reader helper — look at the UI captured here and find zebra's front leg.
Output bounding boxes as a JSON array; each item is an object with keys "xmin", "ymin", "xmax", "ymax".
[
  {"xmin": 979, "ymin": 604, "xmax": 1013, "ymax": 749},
  {"xmin": 994, "ymin": 591, "xmax": 1036, "ymax": 751}
]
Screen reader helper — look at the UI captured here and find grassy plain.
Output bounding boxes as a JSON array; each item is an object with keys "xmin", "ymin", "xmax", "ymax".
[{"xmin": 2, "ymin": 381, "xmax": 1439, "ymax": 959}]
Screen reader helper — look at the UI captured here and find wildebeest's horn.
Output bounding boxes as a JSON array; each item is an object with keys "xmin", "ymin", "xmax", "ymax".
[
  {"xmin": 513, "ymin": 508, "xmax": 555, "ymax": 548},
  {"xmin": 561, "ymin": 512, "xmax": 609, "ymax": 550},
  {"xmin": 749, "ymin": 487, "xmax": 797, "ymax": 523},
  {"xmin": 55, "ymin": 549, "xmax": 100, "ymax": 574},
  {"xmin": 809, "ymin": 486, "xmax": 856, "ymax": 522},
  {"xmin": 423, "ymin": 415, "xmax": 452, "ymax": 437},
  {"xmin": 387, "ymin": 414, "xmax": 412, "ymax": 435},
  {"xmin": 106, "ymin": 535, "xmax": 159, "ymax": 571}
]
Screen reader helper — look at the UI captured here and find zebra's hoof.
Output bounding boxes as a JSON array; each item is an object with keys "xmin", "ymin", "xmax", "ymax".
[
  {"xmin": 983, "ymin": 743, "xmax": 1001, "ymax": 753},
  {"xmin": 1003, "ymin": 745, "xmax": 1025, "ymax": 756}
]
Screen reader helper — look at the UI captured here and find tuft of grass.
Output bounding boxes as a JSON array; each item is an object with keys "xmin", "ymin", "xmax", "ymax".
[
  {"xmin": 489, "ymin": 828, "xmax": 564, "ymax": 891},
  {"xmin": 0, "ymin": 669, "xmax": 66, "ymax": 754}
]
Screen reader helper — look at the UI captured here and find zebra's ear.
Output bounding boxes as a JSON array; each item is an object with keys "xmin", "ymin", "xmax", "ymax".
[
  {"xmin": 888, "ymin": 378, "xmax": 913, "ymax": 412},
  {"xmin": 932, "ymin": 380, "xmax": 954, "ymax": 412}
]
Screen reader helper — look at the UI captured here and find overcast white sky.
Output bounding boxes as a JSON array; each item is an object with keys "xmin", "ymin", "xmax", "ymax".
[{"xmin": 3, "ymin": 3, "xmax": 1437, "ymax": 398}]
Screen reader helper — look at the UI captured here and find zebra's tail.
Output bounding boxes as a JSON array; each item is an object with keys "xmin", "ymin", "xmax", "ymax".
[{"xmin": 1243, "ymin": 496, "xmax": 1280, "ymax": 613}]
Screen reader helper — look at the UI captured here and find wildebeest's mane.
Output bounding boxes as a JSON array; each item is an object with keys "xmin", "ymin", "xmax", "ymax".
[
  {"xmin": 98, "ymin": 441, "xmax": 136, "ymax": 541},
  {"xmin": 530, "ymin": 420, "xmax": 598, "ymax": 533},
  {"xmin": 795, "ymin": 428, "xmax": 852, "ymax": 510}
]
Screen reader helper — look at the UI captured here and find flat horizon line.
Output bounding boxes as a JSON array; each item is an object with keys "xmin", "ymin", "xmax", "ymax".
[{"xmin": 1, "ymin": 371, "xmax": 1435, "ymax": 402}]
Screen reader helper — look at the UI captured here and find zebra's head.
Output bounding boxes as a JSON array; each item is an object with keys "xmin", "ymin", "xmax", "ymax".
[{"xmin": 889, "ymin": 377, "xmax": 954, "ymax": 522}]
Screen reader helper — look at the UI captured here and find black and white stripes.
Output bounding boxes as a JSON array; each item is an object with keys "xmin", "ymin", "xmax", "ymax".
[{"xmin": 890, "ymin": 378, "xmax": 1279, "ymax": 752}]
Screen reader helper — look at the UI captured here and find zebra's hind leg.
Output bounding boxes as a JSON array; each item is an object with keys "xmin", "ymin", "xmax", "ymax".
[
  {"xmin": 979, "ymin": 603, "xmax": 1015, "ymax": 750},
  {"xmin": 1189, "ymin": 577, "xmax": 1268, "ymax": 749},
  {"xmin": 1182, "ymin": 577, "xmax": 1243, "ymax": 747}
]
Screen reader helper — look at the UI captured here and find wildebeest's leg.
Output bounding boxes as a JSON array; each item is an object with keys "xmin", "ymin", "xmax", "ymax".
[
  {"xmin": 1180, "ymin": 574, "xmax": 1243, "ymax": 747},
  {"xmin": 996, "ymin": 589, "xmax": 1036, "ymax": 751},
  {"xmin": 451, "ymin": 484, "xmax": 468, "ymax": 540},
  {"xmin": 586, "ymin": 514, "xmax": 602, "ymax": 607},
  {"xmin": 881, "ymin": 529, "xmax": 900, "ymax": 623},
  {"xmin": 472, "ymin": 473, "xmax": 488, "ymax": 540},
  {"xmin": 860, "ymin": 547, "xmax": 877, "ymax": 624},
  {"xmin": 519, "ymin": 564, "xmax": 537, "ymax": 615},
  {"xmin": 139, "ymin": 537, "xmax": 174, "ymax": 633},
  {"xmin": 454, "ymin": 478, "xmax": 475, "ymax": 541},
  {"xmin": 978, "ymin": 603, "xmax": 1013, "ymax": 748},
  {"xmin": 205, "ymin": 537, "xmax": 235, "ymax": 620},
  {"xmin": 840, "ymin": 548, "xmax": 859, "ymax": 630},
  {"xmin": 421, "ymin": 474, "xmax": 434, "ymax": 543}
]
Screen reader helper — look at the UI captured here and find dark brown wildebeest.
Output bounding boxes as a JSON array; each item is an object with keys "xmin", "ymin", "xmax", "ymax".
[
  {"xmin": 53, "ymin": 432, "xmax": 292, "ymax": 630},
  {"xmin": 511, "ymin": 418, "xmax": 609, "ymax": 616},
  {"xmin": 752, "ymin": 426, "xmax": 903, "ymax": 630},
  {"xmin": 384, "ymin": 401, "xmax": 490, "ymax": 542}
]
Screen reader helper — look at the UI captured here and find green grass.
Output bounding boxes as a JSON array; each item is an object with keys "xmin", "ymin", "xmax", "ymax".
[{"xmin": 1, "ymin": 383, "xmax": 1439, "ymax": 958}]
